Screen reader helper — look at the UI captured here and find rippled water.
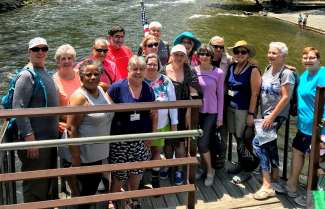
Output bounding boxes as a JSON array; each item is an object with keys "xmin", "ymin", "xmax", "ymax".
[{"xmin": 1, "ymin": 0, "xmax": 325, "ymax": 97}]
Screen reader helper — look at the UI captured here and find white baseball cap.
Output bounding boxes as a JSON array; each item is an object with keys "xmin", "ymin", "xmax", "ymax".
[
  {"xmin": 171, "ymin": 44, "xmax": 187, "ymax": 55},
  {"xmin": 28, "ymin": 37, "xmax": 48, "ymax": 49}
]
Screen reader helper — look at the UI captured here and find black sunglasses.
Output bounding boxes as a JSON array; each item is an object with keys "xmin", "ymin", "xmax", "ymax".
[
  {"xmin": 30, "ymin": 47, "xmax": 49, "ymax": 52},
  {"xmin": 211, "ymin": 45, "xmax": 224, "ymax": 50},
  {"xmin": 198, "ymin": 52, "xmax": 210, "ymax": 57},
  {"xmin": 233, "ymin": 48, "xmax": 248, "ymax": 55},
  {"xmin": 146, "ymin": 42, "xmax": 159, "ymax": 48},
  {"xmin": 95, "ymin": 48, "xmax": 108, "ymax": 53}
]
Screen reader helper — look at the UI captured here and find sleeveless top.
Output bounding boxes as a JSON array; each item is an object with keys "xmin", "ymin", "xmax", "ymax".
[
  {"xmin": 226, "ymin": 63, "xmax": 254, "ymax": 110},
  {"xmin": 77, "ymin": 86, "xmax": 114, "ymax": 163}
]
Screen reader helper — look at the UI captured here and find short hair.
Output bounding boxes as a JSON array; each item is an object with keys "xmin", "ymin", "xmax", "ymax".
[
  {"xmin": 140, "ymin": 35, "xmax": 159, "ymax": 49},
  {"xmin": 145, "ymin": 53, "xmax": 161, "ymax": 72},
  {"xmin": 149, "ymin": 21, "xmax": 162, "ymax": 29},
  {"xmin": 269, "ymin": 42, "xmax": 288, "ymax": 56},
  {"xmin": 302, "ymin": 47, "xmax": 320, "ymax": 59},
  {"xmin": 197, "ymin": 44, "xmax": 215, "ymax": 59},
  {"xmin": 93, "ymin": 37, "xmax": 108, "ymax": 47},
  {"xmin": 128, "ymin": 55, "xmax": 146, "ymax": 72},
  {"xmin": 108, "ymin": 25, "xmax": 125, "ymax": 36},
  {"xmin": 209, "ymin": 35, "xmax": 224, "ymax": 45},
  {"xmin": 79, "ymin": 60, "xmax": 102, "ymax": 78},
  {"xmin": 54, "ymin": 44, "xmax": 76, "ymax": 63}
]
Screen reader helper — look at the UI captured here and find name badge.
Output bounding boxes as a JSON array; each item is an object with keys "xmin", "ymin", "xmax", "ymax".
[
  {"xmin": 228, "ymin": 90, "xmax": 236, "ymax": 97},
  {"xmin": 130, "ymin": 113, "xmax": 140, "ymax": 121}
]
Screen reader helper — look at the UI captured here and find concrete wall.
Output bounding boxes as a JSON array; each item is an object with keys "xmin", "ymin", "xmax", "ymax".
[{"xmin": 0, "ymin": 0, "xmax": 23, "ymax": 12}]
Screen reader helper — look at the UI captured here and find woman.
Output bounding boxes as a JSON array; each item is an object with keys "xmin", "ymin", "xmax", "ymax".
[
  {"xmin": 286, "ymin": 47, "xmax": 325, "ymax": 204},
  {"xmin": 209, "ymin": 35, "xmax": 233, "ymax": 73},
  {"xmin": 67, "ymin": 60, "xmax": 114, "ymax": 209},
  {"xmin": 108, "ymin": 55, "xmax": 157, "ymax": 209},
  {"xmin": 161, "ymin": 44, "xmax": 201, "ymax": 185},
  {"xmin": 173, "ymin": 31, "xmax": 201, "ymax": 66},
  {"xmin": 144, "ymin": 53, "xmax": 178, "ymax": 188},
  {"xmin": 137, "ymin": 35, "xmax": 159, "ymax": 57},
  {"xmin": 53, "ymin": 44, "xmax": 81, "ymax": 196},
  {"xmin": 252, "ymin": 42, "xmax": 296, "ymax": 200},
  {"xmin": 194, "ymin": 44, "xmax": 224, "ymax": 186},
  {"xmin": 226, "ymin": 40, "xmax": 260, "ymax": 176}
]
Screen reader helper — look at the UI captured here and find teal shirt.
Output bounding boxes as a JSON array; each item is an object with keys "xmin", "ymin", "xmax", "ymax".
[{"xmin": 297, "ymin": 66, "xmax": 325, "ymax": 135}]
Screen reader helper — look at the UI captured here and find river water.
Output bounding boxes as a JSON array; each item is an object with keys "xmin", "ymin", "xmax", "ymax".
[{"xmin": 0, "ymin": 0, "xmax": 325, "ymax": 96}]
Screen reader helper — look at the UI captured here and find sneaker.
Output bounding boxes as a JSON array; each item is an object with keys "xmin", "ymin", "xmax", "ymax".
[
  {"xmin": 232, "ymin": 172, "xmax": 251, "ymax": 184},
  {"xmin": 227, "ymin": 162, "xmax": 242, "ymax": 174},
  {"xmin": 271, "ymin": 181, "xmax": 286, "ymax": 194},
  {"xmin": 204, "ymin": 169, "xmax": 215, "ymax": 187},
  {"xmin": 160, "ymin": 168, "xmax": 169, "ymax": 180},
  {"xmin": 195, "ymin": 168, "xmax": 205, "ymax": 180},
  {"xmin": 175, "ymin": 171, "xmax": 184, "ymax": 186},
  {"xmin": 294, "ymin": 195, "xmax": 306, "ymax": 207}
]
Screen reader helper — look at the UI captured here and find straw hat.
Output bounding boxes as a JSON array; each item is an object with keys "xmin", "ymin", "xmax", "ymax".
[
  {"xmin": 173, "ymin": 31, "xmax": 201, "ymax": 51},
  {"xmin": 228, "ymin": 40, "xmax": 256, "ymax": 57}
]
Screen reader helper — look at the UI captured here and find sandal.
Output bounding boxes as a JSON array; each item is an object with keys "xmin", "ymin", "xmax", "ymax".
[{"xmin": 253, "ymin": 188, "xmax": 276, "ymax": 200}]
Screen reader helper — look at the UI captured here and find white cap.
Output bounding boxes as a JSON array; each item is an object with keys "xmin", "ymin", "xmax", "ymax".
[
  {"xmin": 171, "ymin": 44, "xmax": 187, "ymax": 55},
  {"xmin": 28, "ymin": 37, "xmax": 48, "ymax": 49}
]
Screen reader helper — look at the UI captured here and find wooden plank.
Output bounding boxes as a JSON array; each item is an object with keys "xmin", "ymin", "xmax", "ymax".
[
  {"xmin": 0, "ymin": 185, "xmax": 195, "ymax": 209},
  {"xmin": 194, "ymin": 183, "xmax": 206, "ymax": 205},
  {"xmin": 196, "ymin": 180, "xmax": 218, "ymax": 202},
  {"xmin": 160, "ymin": 179, "xmax": 179, "ymax": 207},
  {"xmin": 0, "ymin": 100, "xmax": 202, "ymax": 118},
  {"xmin": 212, "ymin": 169, "xmax": 232, "ymax": 200},
  {"xmin": 0, "ymin": 157, "xmax": 198, "ymax": 182},
  {"xmin": 215, "ymin": 169, "xmax": 244, "ymax": 198}
]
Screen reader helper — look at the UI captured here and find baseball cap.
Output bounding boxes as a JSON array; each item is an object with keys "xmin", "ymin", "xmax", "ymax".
[
  {"xmin": 28, "ymin": 37, "xmax": 48, "ymax": 49},
  {"xmin": 171, "ymin": 44, "xmax": 187, "ymax": 55}
]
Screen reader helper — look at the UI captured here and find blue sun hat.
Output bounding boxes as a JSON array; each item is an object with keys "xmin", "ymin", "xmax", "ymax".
[{"xmin": 173, "ymin": 31, "xmax": 201, "ymax": 51}]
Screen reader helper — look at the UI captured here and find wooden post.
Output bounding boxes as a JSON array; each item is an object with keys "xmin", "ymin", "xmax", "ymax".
[{"xmin": 307, "ymin": 87, "xmax": 325, "ymax": 207}]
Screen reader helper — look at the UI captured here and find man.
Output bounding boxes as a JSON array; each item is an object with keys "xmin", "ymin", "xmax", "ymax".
[
  {"xmin": 208, "ymin": 36, "xmax": 233, "ymax": 169},
  {"xmin": 76, "ymin": 38, "xmax": 119, "ymax": 90},
  {"xmin": 148, "ymin": 21, "xmax": 169, "ymax": 66},
  {"xmin": 13, "ymin": 37, "xmax": 59, "ymax": 202},
  {"xmin": 106, "ymin": 25, "xmax": 133, "ymax": 79}
]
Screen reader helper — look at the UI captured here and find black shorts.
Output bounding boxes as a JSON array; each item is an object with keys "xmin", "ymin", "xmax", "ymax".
[{"xmin": 292, "ymin": 130, "xmax": 312, "ymax": 154}]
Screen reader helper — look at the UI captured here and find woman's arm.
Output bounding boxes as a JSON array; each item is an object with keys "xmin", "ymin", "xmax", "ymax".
[
  {"xmin": 66, "ymin": 92, "xmax": 86, "ymax": 166},
  {"xmin": 248, "ymin": 68, "xmax": 261, "ymax": 126}
]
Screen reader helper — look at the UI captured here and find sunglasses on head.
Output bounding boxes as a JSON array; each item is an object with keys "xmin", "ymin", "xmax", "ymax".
[
  {"xmin": 211, "ymin": 45, "xmax": 224, "ymax": 50},
  {"xmin": 146, "ymin": 42, "xmax": 159, "ymax": 48},
  {"xmin": 233, "ymin": 48, "xmax": 248, "ymax": 55},
  {"xmin": 95, "ymin": 48, "xmax": 108, "ymax": 53},
  {"xmin": 30, "ymin": 47, "xmax": 49, "ymax": 52},
  {"xmin": 198, "ymin": 52, "xmax": 210, "ymax": 57}
]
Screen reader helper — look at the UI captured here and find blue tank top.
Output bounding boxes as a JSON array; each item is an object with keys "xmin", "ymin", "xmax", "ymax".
[{"xmin": 226, "ymin": 63, "xmax": 254, "ymax": 110}]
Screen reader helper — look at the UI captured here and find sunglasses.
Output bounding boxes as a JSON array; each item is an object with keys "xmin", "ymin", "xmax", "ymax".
[
  {"xmin": 211, "ymin": 45, "xmax": 224, "ymax": 50},
  {"xmin": 198, "ymin": 52, "xmax": 210, "ymax": 57},
  {"xmin": 30, "ymin": 47, "xmax": 49, "ymax": 52},
  {"xmin": 233, "ymin": 49, "xmax": 248, "ymax": 55},
  {"xmin": 146, "ymin": 42, "xmax": 159, "ymax": 48},
  {"xmin": 95, "ymin": 48, "xmax": 108, "ymax": 53}
]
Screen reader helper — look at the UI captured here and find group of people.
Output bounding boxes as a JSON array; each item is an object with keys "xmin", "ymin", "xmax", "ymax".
[
  {"xmin": 298, "ymin": 13, "xmax": 309, "ymax": 30},
  {"xmin": 8, "ymin": 20, "xmax": 325, "ymax": 209}
]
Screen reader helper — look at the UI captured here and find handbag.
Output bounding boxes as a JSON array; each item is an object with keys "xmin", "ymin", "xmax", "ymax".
[{"xmin": 237, "ymin": 126, "xmax": 260, "ymax": 172}]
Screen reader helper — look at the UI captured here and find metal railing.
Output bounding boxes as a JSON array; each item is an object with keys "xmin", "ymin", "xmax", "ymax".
[
  {"xmin": 0, "ymin": 100, "xmax": 202, "ymax": 209},
  {"xmin": 307, "ymin": 86, "xmax": 325, "ymax": 208}
]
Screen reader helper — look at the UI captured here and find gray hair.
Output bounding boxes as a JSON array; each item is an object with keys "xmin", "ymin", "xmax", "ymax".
[
  {"xmin": 93, "ymin": 37, "xmax": 108, "ymax": 47},
  {"xmin": 128, "ymin": 55, "xmax": 146, "ymax": 72},
  {"xmin": 269, "ymin": 42, "xmax": 288, "ymax": 56},
  {"xmin": 54, "ymin": 44, "xmax": 76, "ymax": 63},
  {"xmin": 149, "ymin": 21, "xmax": 162, "ymax": 29}
]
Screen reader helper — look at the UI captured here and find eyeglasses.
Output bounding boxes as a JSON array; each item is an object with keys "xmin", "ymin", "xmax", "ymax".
[
  {"xmin": 233, "ymin": 49, "xmax": 248, "ymax": 55},
  {"xmin": 146, "ymin": 42, "xmax": 159, "ymax": 48},
  {"xmin": 211, "ymin": 45, "xmax": 224, "ymax": 50},
  {"xmin": 95, "ymin": 48, "xmax": 108, "ymax": 53},
  {"xmin": 30, "ymin": 47, "xmax": 49, "ymax": 52},
  {"xmin": 198, "ymin": 53, "xmax": 210, "ymax": 57}
]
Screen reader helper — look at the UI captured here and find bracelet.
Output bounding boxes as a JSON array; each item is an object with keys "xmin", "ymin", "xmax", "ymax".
[{"xmin": 248, "ymin": 112, "xmax": 255, "ymax": 116}]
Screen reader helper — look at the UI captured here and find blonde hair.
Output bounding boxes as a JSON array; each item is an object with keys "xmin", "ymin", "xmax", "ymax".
[{"xmin": 128, "ymin": 55, "xmax": 146, "ymax": 72}]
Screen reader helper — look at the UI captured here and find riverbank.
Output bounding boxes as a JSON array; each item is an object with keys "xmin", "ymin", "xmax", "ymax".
[{"xmin": 267, "ymin": 9, "xmax": 325, "ymax": 35}]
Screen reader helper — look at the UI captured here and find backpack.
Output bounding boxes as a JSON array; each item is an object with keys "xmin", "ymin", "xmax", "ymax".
[
  {"xmin": 1, "ymin": 67, "xmax": 48, "ymax": 141},
  {"xmin": 279, "ymin": 65, "xmax": 299, "ymax": 116}
]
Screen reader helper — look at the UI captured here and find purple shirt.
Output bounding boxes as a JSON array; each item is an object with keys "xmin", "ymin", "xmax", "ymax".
[{"xmin": 195, "ymin": 67, "xmax": 225, "ymax": 122}]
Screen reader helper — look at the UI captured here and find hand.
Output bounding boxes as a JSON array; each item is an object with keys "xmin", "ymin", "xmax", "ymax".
[
  {"xmin": 262, "ymin": 115, "xmax": 274, "ymax": 129},
  {"xmin": 145, "ymin": 140, "xmax": 152, "ymax": 149},
  {"xmin": 246, "ymin": 115, "xmax": 254, "ymax": 127},
  {"xmin": 216, "ymin": 120, "xmax": 223, "ymax": 128},
  {"xmin": 27, "ymin": 148, "xmax": 39, "ymax": 159}
]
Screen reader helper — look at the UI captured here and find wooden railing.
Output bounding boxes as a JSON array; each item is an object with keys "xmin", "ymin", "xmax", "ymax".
[
  {"xmin": 0, "ymin": 100, "xmax": 202, "ymax": 209},
  {"xmin": 307, "ymin": 86, "xmax": 325, "ymax": 208}
]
